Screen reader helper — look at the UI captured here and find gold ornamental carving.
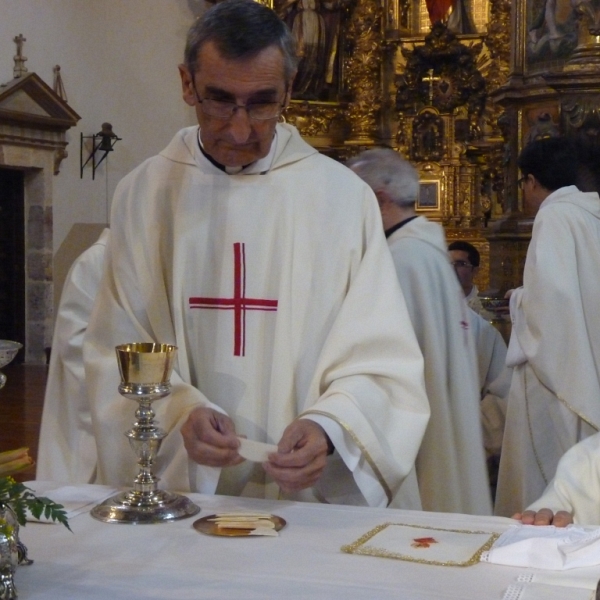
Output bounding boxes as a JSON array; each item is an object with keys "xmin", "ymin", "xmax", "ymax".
[
  {"xmin": 395, "ymin": 23, "xmax": 487, "ymax": 124},
  {"xmin": 344, "ymin": 0, "xmax": 383, "ymax": 142},
  {"xmin": 284, "ymin": 101, "xmax": 347, "ymax": 139}
]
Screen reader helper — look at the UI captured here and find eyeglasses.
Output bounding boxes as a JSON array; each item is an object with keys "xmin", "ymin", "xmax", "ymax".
[
  {"xmin": 518, "ymin": 175, "xmax": 529, "ymax": 189},
  {"xmin": 451, "ymin": 260, "xmax": 474, "ymax": 269},
  {"xmin": 192, "ymin": 79, "xmax": 286, "ymax": 121}
]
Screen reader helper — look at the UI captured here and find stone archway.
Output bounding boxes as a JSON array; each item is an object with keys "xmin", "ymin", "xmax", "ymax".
[{"xmin": 0, "ymin": 72, "xmax": 79, "ymax": 363}]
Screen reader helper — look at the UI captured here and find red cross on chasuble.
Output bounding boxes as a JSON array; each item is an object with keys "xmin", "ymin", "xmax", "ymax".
[{"xmin": 189, "ymin": 242, "xmax": 278, "ymax": 357}]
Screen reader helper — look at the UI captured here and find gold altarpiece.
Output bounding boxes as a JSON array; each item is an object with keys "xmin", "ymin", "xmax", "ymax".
[
  {"xmin": 264, "ymin": 0, "xmax": 512, "ymax": 293},
  {"xmin": 488, "ymin": 0, "xmax": 600, "ymax": 292},
  {"xmin": 263, "ymin": 0, "xmax": 600, "ymax": 293}
]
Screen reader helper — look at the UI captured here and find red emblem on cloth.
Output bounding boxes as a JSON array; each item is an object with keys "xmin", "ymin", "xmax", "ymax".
[
  {"xmin": 411, "ymin": 537, "xmax": 438, "ymax": 548},
  {"xmin": 189, "ymin": 242, "xmax": 278, "ymax": 357}
]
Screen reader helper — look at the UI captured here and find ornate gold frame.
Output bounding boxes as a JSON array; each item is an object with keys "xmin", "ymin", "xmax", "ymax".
[
  {"xmin": 417, "ymin": 180, "xmax": 441, "ymax": 211},
  {"xmin": 518, "ymin": 0, "xmax": 579, "ymax": 75}
]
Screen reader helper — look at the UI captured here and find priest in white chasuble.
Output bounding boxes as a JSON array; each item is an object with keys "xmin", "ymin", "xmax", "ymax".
[
  {"xmin": 348, "ymin": 148, "xmax": 491, "ymax": 515},
  {"xmin": 37, "ymin": 228, "xmax": 110, "ymax": 484},
  {"xmin": 495, "ymin": 136, "xmax": 600, "ymax": 517},
  {"xmin": 79, "ymin": 0, "xmax": 430, "ymax": 507}
]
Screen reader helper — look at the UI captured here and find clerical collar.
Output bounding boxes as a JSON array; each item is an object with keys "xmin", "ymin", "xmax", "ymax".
[
  {"xmin": 197, "ymin": 140, "xmax": 235, "ymax": 172},
  {"xmin": 196, "ymin": 129, "xmax": 277, "ymax": 175},
  {"xmin": 385, "ymin": 215, "xmax": 418, "ymax": 238}
]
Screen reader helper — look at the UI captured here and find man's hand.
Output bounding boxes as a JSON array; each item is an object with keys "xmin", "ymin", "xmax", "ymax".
[
  {"xmin": 512, "ymin": 508, "xmax": 573, "ymax": 527},
  {"xmin": 263, "ymin": 419, "xmax": 330, "ymax": 494},
  {"xmin": 181, "ymin": 407, "xmax": 243, "ymax": 467}
]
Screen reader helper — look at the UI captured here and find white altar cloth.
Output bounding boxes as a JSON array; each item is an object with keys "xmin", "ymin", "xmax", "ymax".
[{"xmin": 15, "ymin": 485, "xmax": 600, "ymax": 599}]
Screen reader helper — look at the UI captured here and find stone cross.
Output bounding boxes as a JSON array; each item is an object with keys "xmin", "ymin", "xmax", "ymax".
[
  {"xmin": 53, "ymin": 65, "xmax": 67, "ymax": 101},
  {"xmin": 423, "ymin": 69, "xmax": 440, "ymax": 106},
  {"xmin": 13, "ymin": 33, "xmax": 28, "ymax": 78}
]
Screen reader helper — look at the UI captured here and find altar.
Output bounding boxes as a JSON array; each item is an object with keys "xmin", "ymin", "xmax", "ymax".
[{"xmin": 14, "ymin": 484, "xmax": 600, "ymax": 599}]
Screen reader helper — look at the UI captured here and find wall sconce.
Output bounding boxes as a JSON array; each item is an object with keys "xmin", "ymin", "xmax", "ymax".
[{"xmin": 80, "ymin": 122, "xmax": 122, "ymax": 179}]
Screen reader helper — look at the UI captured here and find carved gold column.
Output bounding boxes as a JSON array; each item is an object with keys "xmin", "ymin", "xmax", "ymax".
[
  {"xmin": 344, "ymin": 0, "xmax": 383, "ymax": 144},
  {"xmin": 484, "ymin": 0, "xmax": 554, "ymax": 293}
]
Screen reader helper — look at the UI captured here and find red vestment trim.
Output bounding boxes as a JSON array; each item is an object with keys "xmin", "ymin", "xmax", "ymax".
[{"xmin": 189, "ymin": 242, "xmax": 278, "ymax": 357}]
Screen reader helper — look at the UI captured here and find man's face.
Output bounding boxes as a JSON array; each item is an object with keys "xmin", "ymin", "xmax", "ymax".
[
  {"xmin": 519, "ymin": 173, "xmax": 545, "ymax": 215},
  {"xmin": 449, "ymin": 249, "xmax": 478, "ymax": 296},
  {"xmin": 179, "ymin": 41, "xmax": 290, "ymax": 167}
]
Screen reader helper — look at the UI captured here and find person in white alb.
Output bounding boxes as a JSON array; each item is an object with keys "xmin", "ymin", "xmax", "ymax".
[
  {"xmin": 448, "ymin": 241, "xmax": 489, "ymax": 318},
  {"xmin": 513, "ymin": 431, "xmax": 600, "ymax": 527},
  {"xmin": 447, "ymin": 240, "xmax": 511, "ymax": 477},
  {"xmin": 66, "ymin": 0, "xmax": 430, "ymax": 506},
  {"xmin": 448, "ymin": 240, "xmax": 509, "ymax": 397},
  {"xmin": 347, "ymin": 148, "xmax": 491, "ymax": 515},
  {"xmin": 495, "ymin": 136, "xmax": 600, "ymax": 517},
  {"xmin": 37, "ymin": 228, "xmax": 110, "ymax": 483}
]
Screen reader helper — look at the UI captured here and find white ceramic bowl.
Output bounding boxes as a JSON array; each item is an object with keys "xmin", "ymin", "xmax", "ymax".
[{"xmin": 0, "ymin": 340, "xmax": 23, "ymax": 369}]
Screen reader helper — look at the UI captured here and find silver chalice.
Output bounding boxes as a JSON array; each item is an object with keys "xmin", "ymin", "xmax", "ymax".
[{"xmin": 91, "ymin": 342, "xmax": 200, "ymax": 524}]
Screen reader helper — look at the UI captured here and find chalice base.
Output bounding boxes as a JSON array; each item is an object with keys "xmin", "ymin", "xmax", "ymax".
[{"xmin": 90, "ymin": 489, "xmax": 200, "ymax": 524}]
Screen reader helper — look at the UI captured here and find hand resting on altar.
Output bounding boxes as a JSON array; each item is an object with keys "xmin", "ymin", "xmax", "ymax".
[
  {"xmin": 512, "ymin": 508, "xmax": 574, "ymax": 527},
  {"xmin": 181, "ymin": 408, "xmax": 331, "ymax": 492}
]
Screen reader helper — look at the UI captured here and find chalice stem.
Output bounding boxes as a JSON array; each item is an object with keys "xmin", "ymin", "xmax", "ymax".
[{"xmin": 127, "ymin": 399, "xmax": 166, "ymax": 494}]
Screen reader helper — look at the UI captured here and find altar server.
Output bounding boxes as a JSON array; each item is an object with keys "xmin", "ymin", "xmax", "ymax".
[
  {"xmin": 495, "ymin": 136, "xmax": 600, "ymax": 517},
  {"xmin": 37, "ymin": 228, "xmax": 109, "ymax": 483},
  {"xmin": 513, "ymin": 432, "xmax": 600, "ymax": 527},
  {"xmin": 448, "ymin": 241, "xmax": 490, "ymax": 318},
  {"xmin": 348, "ymin": 148, "xmax": 491, "ymax": 515},
  {"xmin": 75, "ymin": 0, "xmax": 429, "ymax": 505}
]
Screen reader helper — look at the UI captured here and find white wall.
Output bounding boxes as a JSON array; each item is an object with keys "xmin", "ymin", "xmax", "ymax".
[{"xmin": 0, "ymin": 0, "xmax": 205, "ymax": 252}]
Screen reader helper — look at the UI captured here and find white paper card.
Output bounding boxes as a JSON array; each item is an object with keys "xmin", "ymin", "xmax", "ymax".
[
  {"xmin": 237, "ymin": 438, "xmax": 278, "ymax": 462},
  {"xmin": 249, "ymin": 527, "xmax": 279, "ymax": 537}
]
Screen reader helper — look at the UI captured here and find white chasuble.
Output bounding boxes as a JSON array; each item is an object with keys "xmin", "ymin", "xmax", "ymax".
[
  {"xmin": 496, "ymin": 186, "xmax": 600, "ymax": 517},
  {"xmin": 37, "ymin": 229, "xmax": 110, "ymax": 483},
  {"xmin": 528, "ymin": 431, "xmax": 600, "ymax": 525},
  {"xmin": 467, "ymin": 309, "xmax": 510, "ymax": 398},
  {"xmin": 82, "ymin": 124, "xmax": 430, "ymax": 506},
  {"xmin": 386, "ymin": 217, "xmax": 491, "ymax": 515}
]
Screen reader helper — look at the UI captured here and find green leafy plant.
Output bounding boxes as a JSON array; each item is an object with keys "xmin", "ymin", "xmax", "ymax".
[{"xmin": 0, "ymin": 449, "xmax": 71, "ymax": 532}]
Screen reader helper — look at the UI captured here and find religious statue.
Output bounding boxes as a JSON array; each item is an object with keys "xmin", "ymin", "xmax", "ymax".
[
  {"xmin": 527, "ymin": 0, "xmax": 578, "ymax": 59},
  {"xmin": 424, "ymin": 0, "xmax": 476, "ymax": 34},
  {"xmin": 425, "ymin": 0, "xmax": 454, "ymax": 24},
  {"xmin": 277, "ymin": 0, "xmax": 344, "ymax": 99}
]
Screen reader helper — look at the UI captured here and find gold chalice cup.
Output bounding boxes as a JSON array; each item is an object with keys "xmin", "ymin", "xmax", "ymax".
[{"xmin": 91, "ymin": 342, "xmax": 200, "ymax": 524}]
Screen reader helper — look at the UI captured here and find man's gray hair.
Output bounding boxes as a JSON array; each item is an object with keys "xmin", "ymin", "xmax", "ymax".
[
  {"xmin": 184, "ymin": 0, "xmax": 298, "ymax": 83},
  {"xmin": 346, "ymin": 148, "xmax": 419, "ymax": 207}
]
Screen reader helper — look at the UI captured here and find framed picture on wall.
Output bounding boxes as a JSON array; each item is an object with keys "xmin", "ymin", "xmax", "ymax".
[
  {"xmin": 513, "ymin": 0, "xmax": 578, "ymax": 76},
  {"xmin": 418, "ymin": 181, "xmax": 440, "ymax": 210}
]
